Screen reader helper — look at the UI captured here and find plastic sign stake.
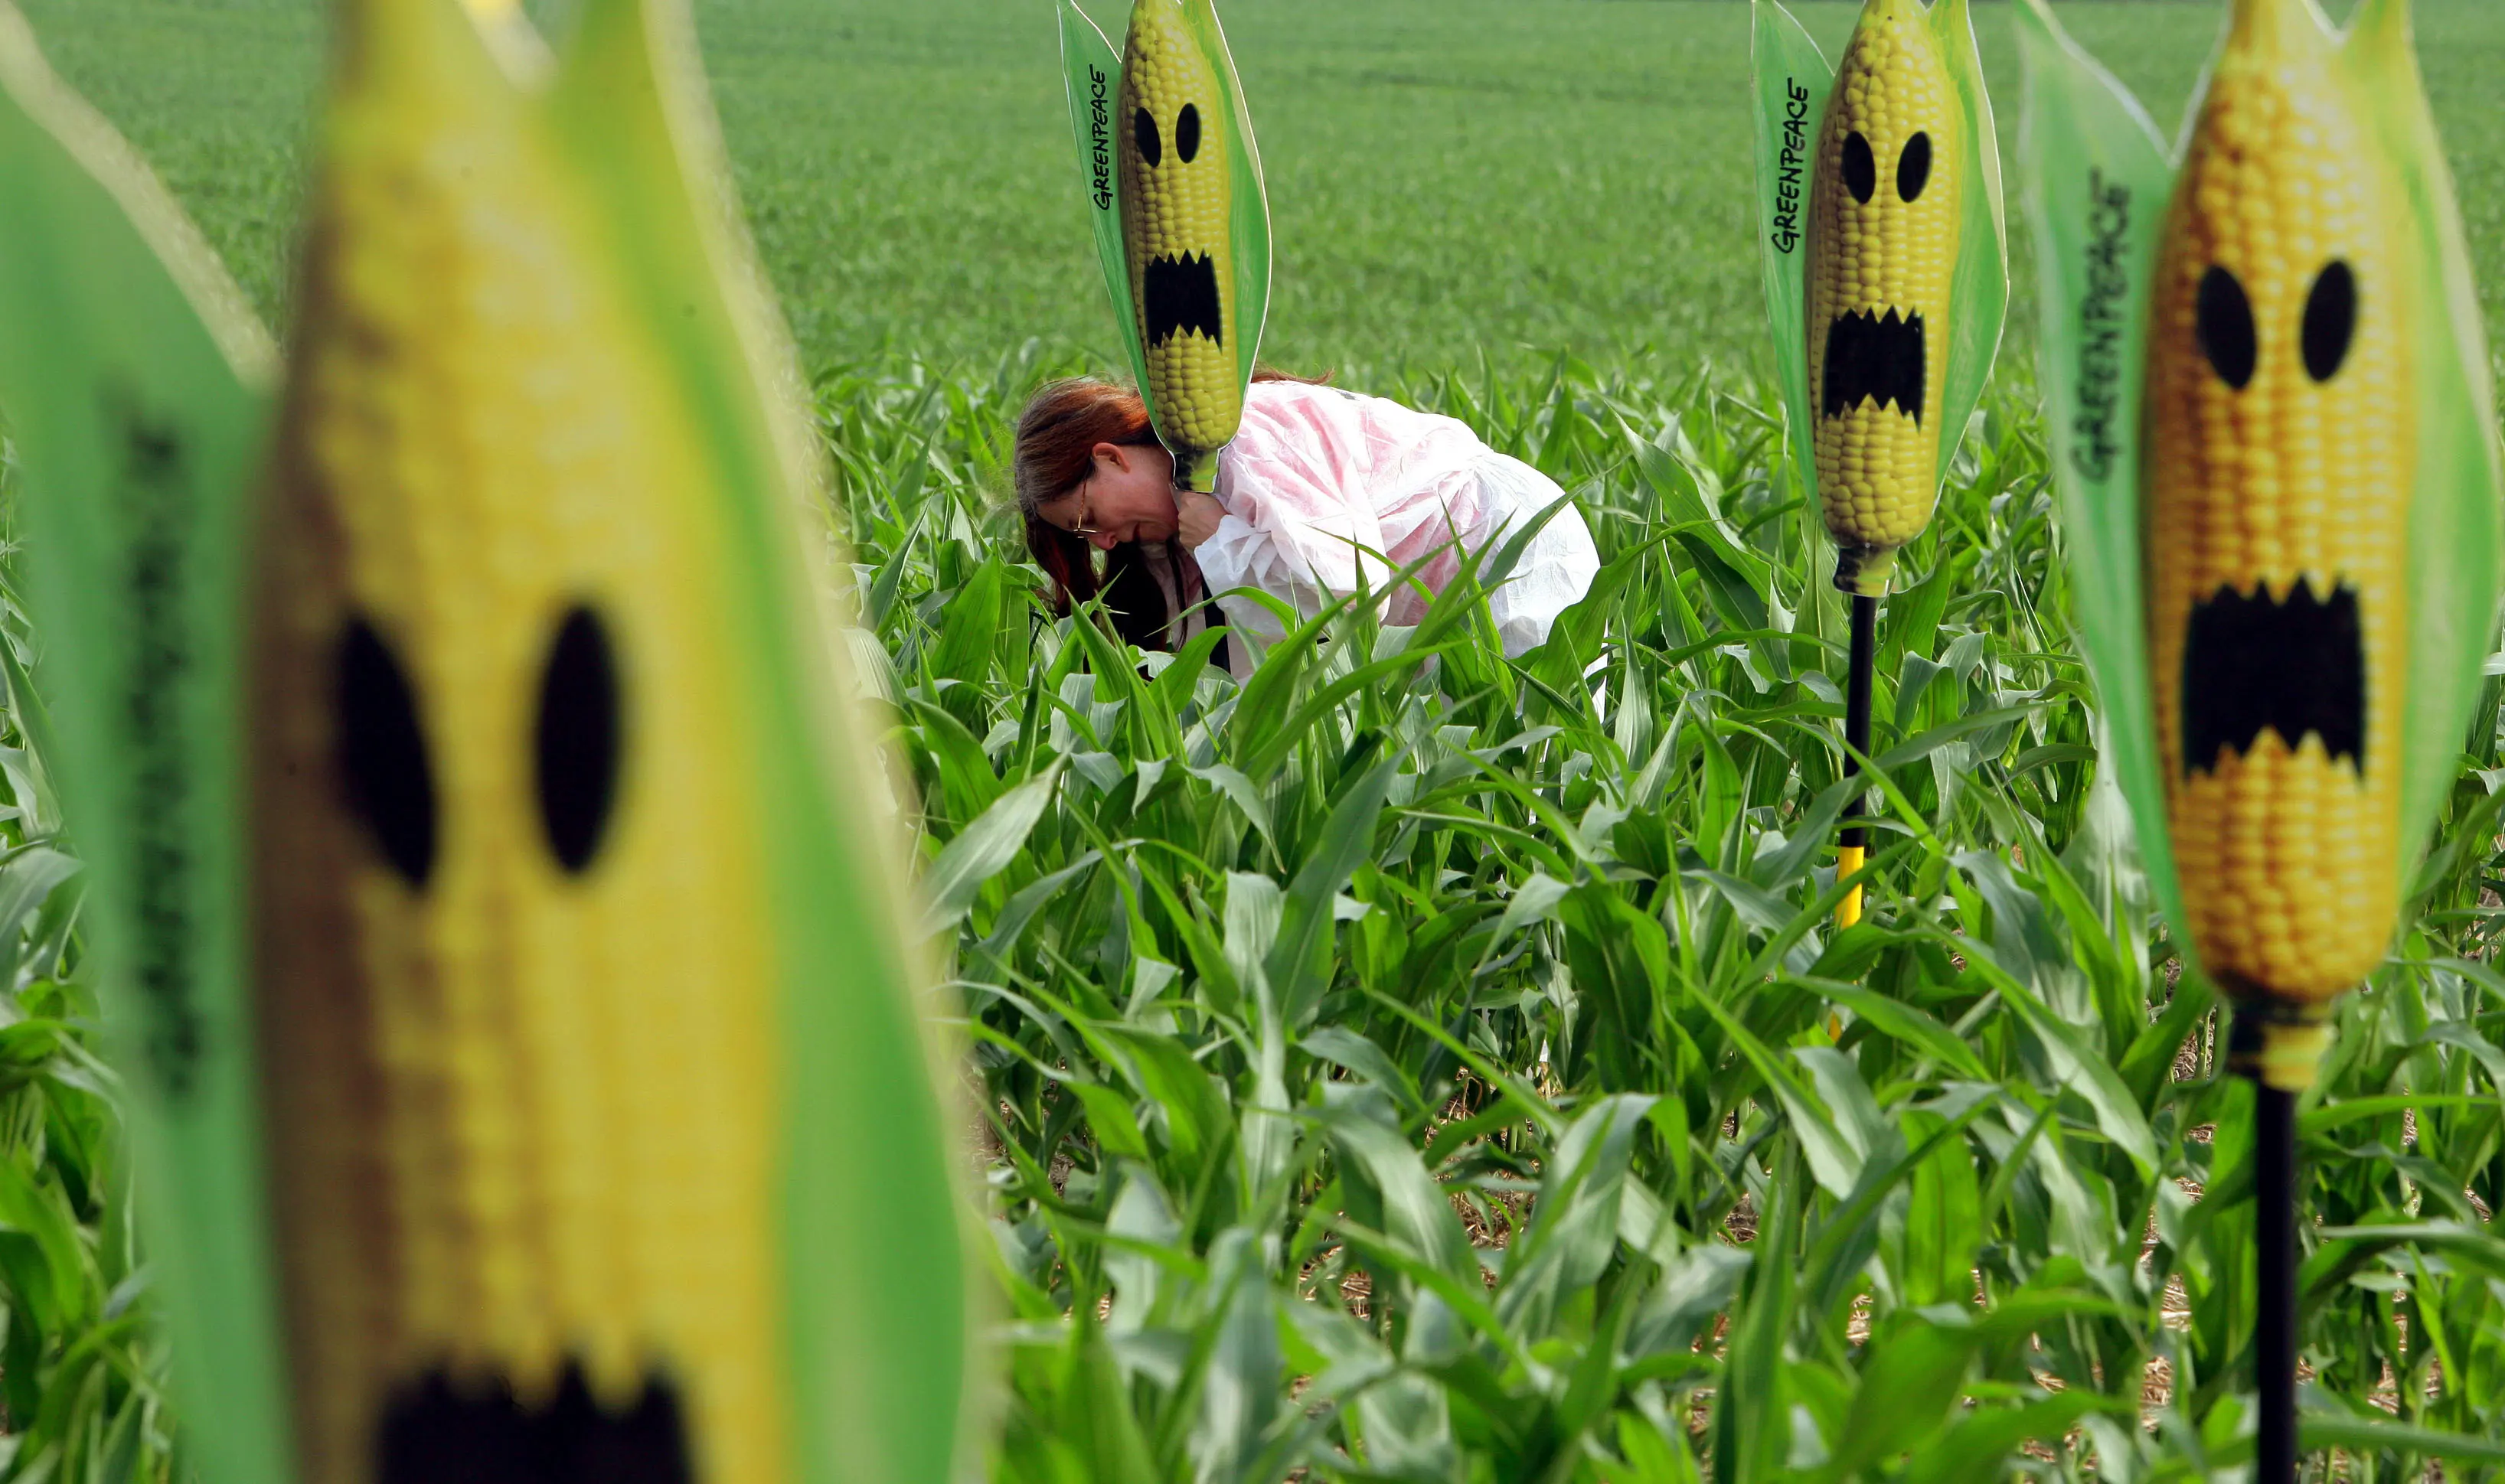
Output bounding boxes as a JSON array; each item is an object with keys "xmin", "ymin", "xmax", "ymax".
[
  {"xmin": 2020, "ymin": 0, "xmax": 2503, "ymax": 1473},
  {"xmin": 1752, "ymin": 0, "xmax": 2007, "ymax": 930}
]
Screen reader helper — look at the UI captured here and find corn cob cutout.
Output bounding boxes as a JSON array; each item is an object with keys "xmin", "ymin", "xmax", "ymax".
[
  {"xmin": 1806, "ymin": 0, "xmax": 1964, "ymax": 597},
  {"xmin": 0, "ymin": 1, "xmax": 970, "ymax": 1481},
  {"xmin": 1061, "ymin": 0, "xmax": 1271, "ymax": 494},
  {"xmin": 2020, "ymin": 0, "xmax": 2503, "ymax": 1084},
  {"xmin": 1121, "ymin": 0, "xmax": 1236, "ymax": 483},
  {"xmin": 255, "ymin": 0, "xmax": 795, "ymax": 1469},
  {"xmin": 1758, "ymin": 0, "xmax": 2004, "ymax": 600},
  {"xmin": 2147, "ymin": 0, "xmax": 2407, "ymax": 1008}
]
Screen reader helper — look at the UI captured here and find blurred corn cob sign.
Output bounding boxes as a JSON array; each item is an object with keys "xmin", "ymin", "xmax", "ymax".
[
  {"xmin": 1750, "ymin": 0, "xmax": 2007, "ymax": 599},
  {"xmin": 0, "ymin": 0, "xmax": 968, "ymax": 1480},
  {"xmin": 1059, "ymin": 0, "xmax": 1272, "ymax": 493},
  {"xmin": 2019, "ymin": 0, "xmax": 2503, "ymax": 1081}
]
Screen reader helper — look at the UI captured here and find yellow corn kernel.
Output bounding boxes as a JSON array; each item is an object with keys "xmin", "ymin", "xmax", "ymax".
[
  {"xmin": 1804, "ymin": 0, "xmax": 1964, "ymax": 595},
  {"xmin": 1120, "ymin": 0, "xmax": 1237, "ymax": 487},
  {"xmin": 2145, "ymin": 0, "xmax": 2409, "ymax": 1005},
  {"xmin": 250, "ymin": 2, "xmax": 788, "ymax": 1479}
]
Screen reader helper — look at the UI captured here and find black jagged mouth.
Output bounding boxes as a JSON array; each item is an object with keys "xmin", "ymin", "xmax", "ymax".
[
  {"xmin": 1143, "ymin": 252, "xmax": 1223, "ymax": 348},
  {"xmin": 2181, "ymin": 578, "xmax": 2364, "ymax": 776},
  {"xmin": 378, "ymin": 1361, "xmax": 693, "ymax": 1483},
  {"xmin": 1820, "ymin": 308, "xmax": 1926, "ymax": 424}
]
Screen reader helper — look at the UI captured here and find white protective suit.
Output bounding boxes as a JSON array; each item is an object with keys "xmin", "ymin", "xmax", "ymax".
[{"xmin": 1184, "ymin": 380, "xmax": 1601, "ymax": 674}]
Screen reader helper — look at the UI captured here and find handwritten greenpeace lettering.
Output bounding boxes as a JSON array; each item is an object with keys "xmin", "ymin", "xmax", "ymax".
[
  {"xmin": 2072, "ymin": 168, "xmax": 2132, "ymax": 482},
  {"xmin": 1089, "ymin": 64, "xmax": 1113, "ymax": 211},
  {"xmin": 1771, "ymin": 80, "xmax": 1811, "ymax": 255},
  {"xmin": 108, "ymin": 386, "xmax": 206, "ymax": 1100}
]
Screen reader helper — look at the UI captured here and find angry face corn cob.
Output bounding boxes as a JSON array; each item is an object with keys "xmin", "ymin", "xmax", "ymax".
[
  {"xmin": 253, "ymin": 1, "xmax": 792, "ymax": 1474},
  {"xmin": 2144, "ymin": 0, "xmax": 2410, "ymax": 1009},
  {"xmin": 243, "ymin": 0, "xmax": 980, "ymax": 1476},
  {"xmin": 1805, "ymin": 0, "xmax": 1964, "ymax": 596},
  {"xmin": 1119, "ymin": 0, "xmax": 1237, "ymax": 491}
]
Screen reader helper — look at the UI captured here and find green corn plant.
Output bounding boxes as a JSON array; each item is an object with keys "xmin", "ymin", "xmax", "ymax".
[{"xmin": 828, "ymin": 344, "xmax": 2505, "ymax": 1480}]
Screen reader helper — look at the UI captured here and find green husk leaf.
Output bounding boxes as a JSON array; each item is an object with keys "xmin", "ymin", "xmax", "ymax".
[
  {"xmin": 1058, "ymin": 0, "xmax": 1149, "ymax": 391},
  {"xmin": 0, "ymin": 7, "xmax": 289, "ymax": 1480},
  {"xmin": 1927, "ymin": 0, "xmax": 2008, "ymax": 491},
  {"xmin": 2343, "ymin": 0, "xmax": 2505, "ymax": 866},
  {"xmin": 1747, "ymin": 0, "xmax": 1830, "ymax": 508},
  {"xmin": 1191, "ymin": 0, "xmax": 1270, "ymax": 393},
  {"xmin": 2011, "ymin": 0, "xmax": 2188, "ymax": 959}
]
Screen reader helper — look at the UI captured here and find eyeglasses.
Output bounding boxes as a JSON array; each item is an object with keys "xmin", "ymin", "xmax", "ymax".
[{"xmin": 1064, "ymin": 472, "xmax": 1102, "ymax": 540}]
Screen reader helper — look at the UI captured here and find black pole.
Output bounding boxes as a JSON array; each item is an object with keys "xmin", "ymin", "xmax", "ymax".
[
  {"xmin": 2239, "ymin": 1014, "xmax": 2300, "ymax": 1483},
  {"xmin": 2255, "ymin": 1081, "xmax": 2298, "ymax": 1482},
  {"xmin": 1837, "ymin": 592, "xmax": 1880, "ymax": 924}
]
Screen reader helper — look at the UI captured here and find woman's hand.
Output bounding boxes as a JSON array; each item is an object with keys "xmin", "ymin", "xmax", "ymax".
[{"xmin": 1175, "ymin": 490, "xmax": 1225, "ymax": 549}]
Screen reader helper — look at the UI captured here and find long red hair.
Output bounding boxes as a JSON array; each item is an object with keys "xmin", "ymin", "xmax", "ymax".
[
  {"xmin": 1013, "ymin": 370, "xmax": 1323, "ymax": 651},
  {"xmin": 1013, "ymin": 377, "xmax": 1164, "ymax": 647}
]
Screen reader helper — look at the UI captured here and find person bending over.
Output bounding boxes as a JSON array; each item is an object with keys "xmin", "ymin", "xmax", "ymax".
[{"xmin": 1014, "ymin": 371, "xmax": 1600, "ymax": 675}]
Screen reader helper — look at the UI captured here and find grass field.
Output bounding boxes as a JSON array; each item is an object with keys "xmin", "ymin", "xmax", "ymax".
[
  {"xmin": 5, "ymin": 2, "xmax": 2505, "ymax": 1480},
  {"xmin": 22, "ymin": 0, "xmax": 2505, "ymax": 384}
]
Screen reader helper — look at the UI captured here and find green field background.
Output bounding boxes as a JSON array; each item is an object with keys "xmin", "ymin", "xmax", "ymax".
[{"xmin": 21, "ymin": 0, "xmax": 2505, "ymax": 387}]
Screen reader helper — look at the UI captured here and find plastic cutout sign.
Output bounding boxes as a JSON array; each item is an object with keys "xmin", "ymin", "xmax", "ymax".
[
  {"xmin": 1060, "ymin": 0, "xmax": 1271, "ymax": 492},
  {"xmin": 2018, "ymin": 0, "xmax": 2503, "ymax": 1049},
  {"xmin": 1751, "ymin": 0, "xmax": 2008, "ymax": 933},
  {"xmin": 2021, "ymin": 9, "xmax": 2501, "ymax": 1463},
  {"xmin": 1750, "ymin": 0, "xmax": 2007, "ymax": 600},
  {"xmin": 0, "ymin": 0, "xmax": 971, "ymax": 1479}
]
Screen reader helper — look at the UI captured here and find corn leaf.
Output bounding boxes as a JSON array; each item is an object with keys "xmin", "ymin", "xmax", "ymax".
[
  {"xmin": 551, "ymin": 0, "xmax": 977, "ymax": 1474},
  {"xmin": 1187, "ymin": 0, "xmax": 1271, "ymax": 395}
]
